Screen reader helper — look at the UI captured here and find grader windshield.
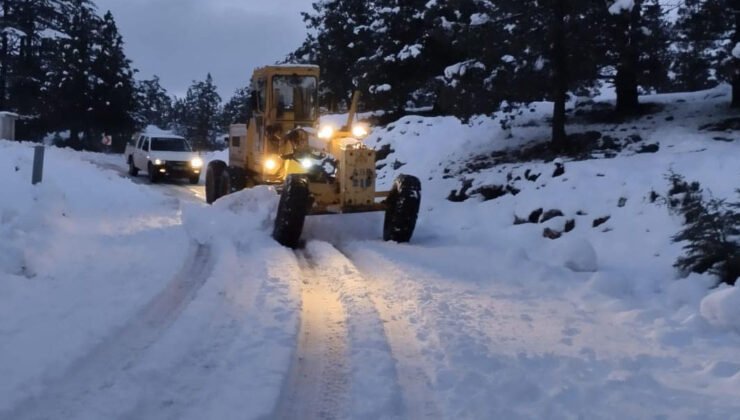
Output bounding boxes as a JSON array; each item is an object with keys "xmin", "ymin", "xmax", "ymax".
[{"xmin": 273, "ymin": 75, "xmax": 318, "ymax": 121}]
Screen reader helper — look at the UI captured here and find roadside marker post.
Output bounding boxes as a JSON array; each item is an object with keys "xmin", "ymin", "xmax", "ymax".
[{"xmin": 32, "ymin": 145, "xmax": 44, "ymax": 185}]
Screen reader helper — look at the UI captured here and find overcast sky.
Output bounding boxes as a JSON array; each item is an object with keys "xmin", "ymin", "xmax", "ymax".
[{"xmin": 95, "ymin": 0, "xmax": 313, "ymax": 99}]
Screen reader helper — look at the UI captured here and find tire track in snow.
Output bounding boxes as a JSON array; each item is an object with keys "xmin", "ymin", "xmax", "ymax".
[
  {"xmin": 90, "ymin": 160, "xmax": 205, "ymax": 204},
  {"xmin": 3, "ymin": 243, "xmax": 214, "ymax": 420},
  {"xmin": 330, "ymin": 243, "xmax": 443, "ymax": 420},
  {"xmin": 117, "ymin": 244, "xmax": 301, "ymax": 420},
  {"xmin": 297, "ymin": 241, "xmax": 417, "ymax": 420},
  {"xmin": 270, "ymin": 250, "xmax": 350, "ymax": 420},
  {"xmin": 116, "ymin": 248, "xmax": 252, "ymax": 420}
]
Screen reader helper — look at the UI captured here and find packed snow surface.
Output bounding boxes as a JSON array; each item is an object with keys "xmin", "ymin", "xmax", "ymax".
[{"xmin": 2, "ymin": 85, "xmax": 740, "ymax": 419}]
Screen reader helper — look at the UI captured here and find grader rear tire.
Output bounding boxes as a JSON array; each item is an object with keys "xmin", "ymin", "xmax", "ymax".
[
  {"xmin": 273, "ymin": 175, "xmax": 311, "ymax": 249},
  {"xmin": 205, "ymin": 160, "xmax": 227, "ymax": 204},
  {"xmin": 383, "ymin": 174, "xmax": 421, "ymax": 243},
  {"xmin": 228, "ymin": 166, "xmax": 248, "ymax": 192}
]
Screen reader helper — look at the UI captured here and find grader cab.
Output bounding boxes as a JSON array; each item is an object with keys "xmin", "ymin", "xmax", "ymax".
[
  {"xmin": 206, "ymin": 65, "xmax": 321, "ymax": 203},
  {"xmin": 206, "ymin": 65, "xmax": 421, "ymax": 248}
]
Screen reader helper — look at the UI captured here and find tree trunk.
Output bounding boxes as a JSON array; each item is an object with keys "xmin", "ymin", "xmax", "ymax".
[
  {"xmin": 732, "ymin": 74, "xmax": 740, "ymax": 109},
  {"xmin": 0, "ymin": 33, "xmax": 7, "ymax": 110},
  {"xmin": 732, "ymin": 0, "xmax": 740, "ymax": 108},
  {"xmin": 615, "ymin": 0, "xmax": 642, "ymax": 116},
  {"xmin": 69, "ymin": 129, "xmax": 81, "ymax": 150},
  {"xmin": 551, "ymin": 0, "xmax": 568, "ymax": 152},
  {"xmin": 0, "ymin": 0, "xmax": 10, "ymax": 109}
]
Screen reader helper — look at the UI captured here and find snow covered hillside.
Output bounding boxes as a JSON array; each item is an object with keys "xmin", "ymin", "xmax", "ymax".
[
  {"xmin": 1, "ymin": 86, "xmax": 740, "ymax": 419},
  {"xmin": 311, "ymin": 86, "xmax": 740, "ymax": 418}
]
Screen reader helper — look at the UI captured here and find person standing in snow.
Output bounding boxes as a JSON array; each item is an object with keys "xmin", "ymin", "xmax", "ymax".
[{"xmin": 101, "ymin": 133, "xmax": 113, "ymax": 153}]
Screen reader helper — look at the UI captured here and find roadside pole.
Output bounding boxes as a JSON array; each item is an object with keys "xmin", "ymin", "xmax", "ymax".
[{"xmin": 32, "ymin": 145, "xmax": 45, "ymax": 185}]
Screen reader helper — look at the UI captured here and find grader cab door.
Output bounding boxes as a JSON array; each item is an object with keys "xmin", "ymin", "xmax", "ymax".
[{"xmin": 245, "ymin": 78, "xmax": 267, "ymax": 173}]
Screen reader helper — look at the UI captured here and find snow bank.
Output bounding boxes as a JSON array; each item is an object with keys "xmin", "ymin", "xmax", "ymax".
[
  {"xmin": 733, "ymin": 42, "xmax": 740, "ymax": 59},
  {"xmin": 307, "ymin": 86, "xmax": 740, "ymax": 418},
  {"xmin": 700, "ymin": 285, "xmax": 740, "ymax": 330},
  {"xmin": 181, "ymin": 186, "xmax": 278, "ymax": 245},
  {"xmin": 1, "ymin": 140, "xmax": 300, "ymax": 419},
  {"xmin": 556, "ymin": 236, "xmax": 599, "ymax": 272},
  {"xmin": 0, "ymin": 140, "xmax": 188, "ymax": 412}
]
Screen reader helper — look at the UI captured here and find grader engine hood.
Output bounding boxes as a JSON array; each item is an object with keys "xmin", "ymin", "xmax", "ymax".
[{"xmin": 281, "ymin": 124, "xmax": 372, "ymax": 184}]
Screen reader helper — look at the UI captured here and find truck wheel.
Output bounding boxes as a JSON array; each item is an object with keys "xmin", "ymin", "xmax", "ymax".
[
  {"xmin": 273, "ymin": 175, "xmax": 311, "ymax": 249},
  {"xmin": 206, "ymin": 160, "xmax": 227, "ymax": 204},
  {"xmin": 383, "ymin": 175, "xmax": 421, "ymax": 243},
  {"xmin": 128, "ymin": 157, "xmax": 139, "ymax": 176},
  {"xmin": 148, "ymin": 162, "xmax": 160, "ymax": 183}
]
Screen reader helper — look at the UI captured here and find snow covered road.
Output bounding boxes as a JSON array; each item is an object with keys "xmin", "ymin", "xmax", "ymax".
[
  {"xmin": 6, "ymin": 243, "xmax": 215, "ymax": 420},
  {"xmin": 86, "ymin": 156, "xmax": 207, "ymax": 204},
  {"xmin": 3, "ymin": 87, "xmax": 740, "ymax": 419},
  {"xmin": 271, "ymin": 249, "xmax": 350, "ymax": 420}
]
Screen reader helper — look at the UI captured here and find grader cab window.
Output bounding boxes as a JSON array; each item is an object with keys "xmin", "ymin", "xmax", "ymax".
[
  {"xmin": 256, "ymin": 79, "xmax": 266, "ymax": 112},
  {"xmin": 273, "ymin": 75, "xmax": 318, "ymax": 121}
]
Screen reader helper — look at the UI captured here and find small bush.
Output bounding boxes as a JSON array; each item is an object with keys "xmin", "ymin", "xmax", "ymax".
[
  {"xmin": 669, "ymin": 174, "xmax": 740, "ymax": 285},
  {"xmin": 665, "ymin": 172, "xmax": 704, "ymax": 224}
]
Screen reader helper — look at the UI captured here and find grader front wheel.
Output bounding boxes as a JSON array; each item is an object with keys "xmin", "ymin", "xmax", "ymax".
[
  {"xmin": 273, "ymin": 175, "xmax": 311, "ymax": 248},
  {"xmin": 383, "ymin": 175, "xmax": 421, "ymax": 243}
]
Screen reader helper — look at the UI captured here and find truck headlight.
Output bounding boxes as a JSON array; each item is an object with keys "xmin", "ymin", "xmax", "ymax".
[
  {"xmin": 264, "ymin": 158, "xmax": 278, "ymax": 171},
  {"xmin": 190, "ymin": 157, "xmax": 203, "ymax": 168},
  {"xmin": 351, "ymin": 124, "xmax": 369, "ymax": 138},
  {"xmin": 154, "ymin": 159, "xmax": 164, "ymax": 165},
  {"xmin": 318, "ymin": 125, "xmax": 335, "ymax": 139}
]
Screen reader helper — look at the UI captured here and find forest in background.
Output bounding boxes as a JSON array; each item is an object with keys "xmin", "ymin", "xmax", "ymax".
[{"xmin": 1, "ymin": 0, "xmax": 738, "ymax": 152}]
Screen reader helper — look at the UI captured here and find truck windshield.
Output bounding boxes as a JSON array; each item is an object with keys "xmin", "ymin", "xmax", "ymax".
[
  {"xmin": 151, "ymin": 138, "xmax": 192, "ymax": 152},
  {"xmin": 273, "ymin": 76, "xmax": 318, "ymax": 121}
]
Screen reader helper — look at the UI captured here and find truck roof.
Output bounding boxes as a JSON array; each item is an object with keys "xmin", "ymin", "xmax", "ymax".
[
  {"xmin": 140, "ymin": 125, "xmax": 185, "ymax": 139},
  {"xmin": 252, "ymin": 64, "xmax": 320, "ymax": 79},
  {"xmin": 145, "ymin": 133, "xmax": 185, "ymax": 139}
]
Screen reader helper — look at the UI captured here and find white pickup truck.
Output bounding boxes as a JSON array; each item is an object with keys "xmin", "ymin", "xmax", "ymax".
[{"xmin": 124, "ymin": 131, "xmax": 203, "ymax": 184}]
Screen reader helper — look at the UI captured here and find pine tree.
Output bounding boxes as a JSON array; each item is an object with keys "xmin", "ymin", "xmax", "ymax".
[
  {"xmin": 424, "ymin": 0, "xmax": 499, "ymax": 117},
  {"xmin": 607, "ymin": 0, "xmax": 642, "ymax": 115},
  {"xmin": 355, "ymin": 0, "xmax": 431, "ymax": 113},
  {"xmin": 730, "ymin": 0, "xmax": 740, "ymax": 107},
  {"xmin": 674, "ymin": 195, "xmax": 740, "ymax": 285},
  {"xmin": 596, "ymin": 0, "xmax": 672, "ymax": 115},
  {"xmin": 291, "ymin": 0, "xmax": 377, "ymax": 110},
  {"xmin": 0, "ymin": 0, "xmax": 16, "ymax": 110},
  {"xmin": 176, "ymin": 74, "xmax": 222, "ymax": 151},
  {"xmin": 44, "ymin": 0, "xmax": 100, "ymax": 148},
  {"xmin": 2, "ymin": 0, "xmax": 66, "ymax": 119},
  {"xmin": 673, "ymin": 0, "xmax": 739, "ymax": 105},
  {"xmin": 135, "ymin": 76, "xmax": 172, "ymax": 130},
  {"xmin": 220, "ymin": 86, "xmax": 250, "ymax": 129},
  {"xmin": 89, "ymin": 11, "xmax": 136, "ymax": 149},
  {"xmin": 495, "ymin": 0, "xmax": 604, "ymax": 151}
]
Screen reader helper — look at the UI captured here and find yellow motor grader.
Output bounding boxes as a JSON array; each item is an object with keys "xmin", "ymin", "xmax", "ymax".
[{"xmin": 205, "ymin": 65, "xmax": 421, "ymax": 248}]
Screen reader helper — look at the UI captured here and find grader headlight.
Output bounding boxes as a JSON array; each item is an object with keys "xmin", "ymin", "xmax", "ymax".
[
  {"xmin": 264, "ymin": 157, "xmax": 278, "ymax": 171},
  {"xmin": 351, "ymin": 124, "xmax": 369, "ymax": 138},
  {"xmin": 318, "ymin": 125, "xmax": 335, "ymax": 140}
]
